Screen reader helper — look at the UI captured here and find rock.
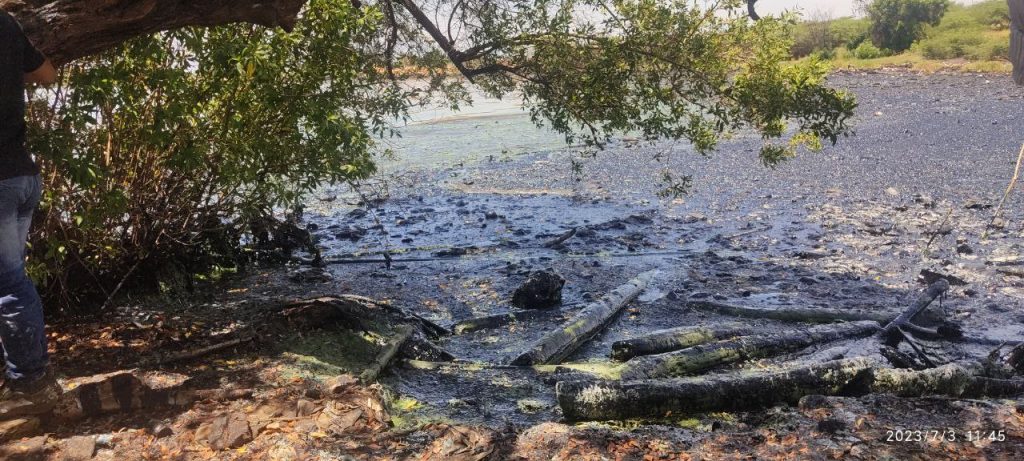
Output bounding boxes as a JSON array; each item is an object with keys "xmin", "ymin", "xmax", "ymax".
[
  {"xmin": 288, "ymin": 268, "xmax": 332, "ymax": 284},
  {"xmin": 516, "ymin": 399, "xmax": 547, "ymax": 414},
  {"xmin": 484, "ymin": 211, "xmax": 500, "ymax": 220},
  {"xmin": 200, "ymin": 412, "xmax": 252, "ymax": 450},
  {"xmin": 511, "ymin": 270, "xmax": 565, "ymax": 309},
  {"xmin": 62, "ymin": 436, "xmax": 96, "ymax": 461},
  {"xmin": 334, "ymin": 226, "xmax": 367, "ymax": 241},
  {"xmin": 918, "ymin": 269, "xmax": 968, "ymax": 286},
  {"xmin": 152, "ymin": 423, "xmax": 174, "ymax": 438},
  {"xmin": 817, "ymin": 418, "xmax": 847, "ymax": 434},
  {"xmin": 884, "ymin": 187, "xmax": 899, "ymax": 197},
  {"xmin": 93, "ymin": 435, "xmax": 114, "ymax": 448},
  {"xmin": 296, "ymin": 399, "xmax": 320, "ymax": 417},
  {"xmin": 0, "ymin": 435, "xmax": 47, "ymax": 461},
  {"xmin": 964, "ymin": 199, "xmax": 993, "ymax": 210},
  {"xmin": 347, "ymin": 208, "xmax": 367, "ymax": 219},
  {"xmin": 913, "ymin": 194, "xmax": 935, "ymax": 208},
  {"xmin": 324, "ymin": 375, "xmax": 358, "ymax": 395},
  {"xmin": 0, "ymin": 417, "xmax": 40, "ymax": 442},
  {"xmin": 434, "ymin": 247, "xmax": 469, "ymax": 257},
  {"xmin": 956, "ymin": 244, "xmax": 973, "ymax": 255},
  {"xmin": 682, "ymin": 213, "xmax": 707, "ymax": 224},
  {"xmin": 799, "ymin": 394, "xmax": 831, "ymax": 410}
]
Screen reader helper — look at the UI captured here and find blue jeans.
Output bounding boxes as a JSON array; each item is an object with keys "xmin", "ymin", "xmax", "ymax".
[{"xmin": 0, "ymin": 174, "xmax": 47, "ymax": 382}]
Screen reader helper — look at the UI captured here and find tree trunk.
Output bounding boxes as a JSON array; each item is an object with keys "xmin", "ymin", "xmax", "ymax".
[
  {"xmin": 619, "ymin": 320, "xmax": 880, "ymax": 379},
  {"xmin": 3, "ymin": 0, "xmax": 308, "ymax": 64},
  {"xmin": 687, "ymin": 299, "xmax": 894, "ymax": 324},
  {"xmin": 510, "ymin": 270, "xmax": 658, "ymax": 366},
  {"xmin": 609, "ymin": 323, "xmax": 756, "ymax": 361},
  {"xmin": 556, "ymin": 358, "xmax": 875, "ymax": 421}
]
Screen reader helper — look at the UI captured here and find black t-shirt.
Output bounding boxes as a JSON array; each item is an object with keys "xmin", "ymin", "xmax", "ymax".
[{"xmin": 0, "ymin": 11, "xmax": 44, "ymax": 180}]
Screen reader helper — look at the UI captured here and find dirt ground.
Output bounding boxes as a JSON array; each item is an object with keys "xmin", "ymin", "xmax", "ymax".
[{"xmin": 3, "ymin": 69, "xmax": 1024, "ymax": 460}]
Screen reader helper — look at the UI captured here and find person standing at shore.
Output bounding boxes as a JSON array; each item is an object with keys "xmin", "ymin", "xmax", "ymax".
[
  {"xmin": 1012, "ymin": 0, "xmax": 1024, "ymax": 84},
  {"xmin": 0, "ymin": 10, "xmax": 62, "ymax": 416}
]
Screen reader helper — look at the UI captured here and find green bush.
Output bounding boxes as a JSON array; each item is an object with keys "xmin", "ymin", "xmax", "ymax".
[
  {"xmin": 852, "ymin": 42, "xmax": 887, "ymax": 59},
  {"xmin": 25, "ymin": 0, "xmax": 405, "ymax": 310},
  {"xmin": 867, "ymin": 0, "xmax": 950, "ymax": 52},
  {"xmin": 914, "ymin": 0, "xmax": 1010, "ymax": 60},
  {"xmin": 790, "ymin": 17, "xmax": 869, "ymax": 58}
]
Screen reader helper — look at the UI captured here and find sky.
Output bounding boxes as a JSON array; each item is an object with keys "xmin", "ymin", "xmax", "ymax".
[{"xmin": 756, "ymin": 0, "xmax": 989, "ymax": 18}]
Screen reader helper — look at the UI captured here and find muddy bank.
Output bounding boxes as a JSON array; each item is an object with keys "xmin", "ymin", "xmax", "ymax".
[{"xmin": 13, "ymin": 70, "xmax": 1024, "ymax": 459}]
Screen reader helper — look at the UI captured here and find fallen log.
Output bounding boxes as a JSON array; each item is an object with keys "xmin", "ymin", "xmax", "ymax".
[
  {"xmin": 610, "ymin": 323, "xmax": 757, "ymax": 361},
  {"xmin": 451, "ymin": 305, "xmax": 580, "ymax": 335},
  {"xmin": 556, "ymin": 358, "xmax": 875, "ymax": 421},
  {"xmin": 870, "ymin": 362, "xmax": 1024, "ymax": 398},
  {"xmin": 510, "ymin": 270, "xmax": 658, "ymax": 366},
  {"xmin": 879, "ymin": 279, "xmax": 950, "ymax": 340},
  {"xmin": 360, "ymin": 324, "xmax": 416, "ymax": 383},
  {"xmin": 686, "ymin": 299, "xmax": 894, "ymax": 324},
  {"xmin": 620, "ymin": 321, "xmax": 881, "ymax": 379}
]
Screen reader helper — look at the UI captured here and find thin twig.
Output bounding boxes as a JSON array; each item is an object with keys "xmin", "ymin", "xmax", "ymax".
[
  {"xmin": 924, "ymin": 207, "xmax": 952, "ymax": 252},
  {"xmin": 984, "ymin": 143, "xmax": 1024, "ymax": 238}
]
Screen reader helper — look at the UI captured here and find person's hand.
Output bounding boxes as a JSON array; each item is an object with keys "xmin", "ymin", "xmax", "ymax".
[{"xmin": 25, "ymin": 58, "xmax": 57, "ymax": 86}]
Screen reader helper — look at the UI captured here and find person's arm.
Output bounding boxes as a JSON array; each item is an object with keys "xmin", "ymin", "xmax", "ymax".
[
  {"xmin": 25, "ymin": 58, "xmax": 57, "ymax": 86},
  {"xmin": 19, "ymin": 21, "xmax": 56, "ymax": 86}
]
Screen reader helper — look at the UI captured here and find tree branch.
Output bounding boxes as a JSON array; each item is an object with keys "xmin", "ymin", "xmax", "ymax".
[{"xmin": 3, "ymin": 0, "xmax": 308, "ymax": 65}]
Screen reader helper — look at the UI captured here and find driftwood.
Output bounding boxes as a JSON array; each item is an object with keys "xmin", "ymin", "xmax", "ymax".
[
  {"xmin": 360, "ymin": 324, "xmax": 416, "ymax": 383},
  {"xmin": 557, "ymin": 358, "xmax": 875, "ymax": 421},
  {"xmin": 619, "ymin": 321, "xmax": 881, "ymax": 379},
  {"xmin": 557, "ymin": 358, "xmax": 1024, "ymax": 421},
  {"xmin": 543, "ymin": 228, "xmax": 578, "ymax": 248},
  {"xmin": 451, "ymin": 305, "xmax": 579, "ymax": 335},
  {"xmin": 610, "ymin": 324, "xmax": 757, "ymax": 361},
  {"xmin": 879, "ymin": 279, "xmax": 950, "ymax": 340},
  {"xmin": 138, "ymin": 335, "xmax": 256, "ymax": 367},
  {"xmin": 687, "ymin": 299, "xmax": 894, "ymax": 324},
  {"xmin": 510, "ymin": 270, "xmax": 658, "ymax": 366}
]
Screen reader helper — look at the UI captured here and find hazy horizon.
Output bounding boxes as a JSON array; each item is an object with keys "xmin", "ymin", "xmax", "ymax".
[{"xmin": 758, "ymin": 0, "xmax": 990, "ymax": 18}]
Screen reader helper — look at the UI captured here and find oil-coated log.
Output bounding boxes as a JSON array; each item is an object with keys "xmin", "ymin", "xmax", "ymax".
[
  {"xmin": 510, "ymin": 270, "xmax": 658, "ymax": 366},
  {"xmin": 620, "ymin": 321, "xmax": 881, "ymax": 379}
]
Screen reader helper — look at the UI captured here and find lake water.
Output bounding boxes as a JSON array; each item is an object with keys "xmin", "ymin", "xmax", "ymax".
[{"xmin": 376, "ymin": 92, "xmax": 570, "ymax": 172}]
